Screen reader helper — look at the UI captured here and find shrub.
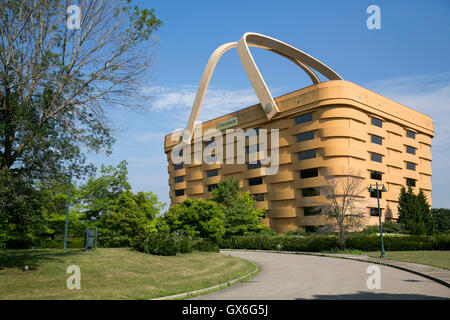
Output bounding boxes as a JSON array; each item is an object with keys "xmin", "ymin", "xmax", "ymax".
[
  {"xmin": 195, "ymin": 238, "xmax": 220, "ymax": 252},
  {"xmin": 157, "ymin": 234, "xmax": 179, "ymax": 256},
  {"xmin": 38, "ymin": 238, "xmax": 84, "ymax": 249},
  {"xmin": 132, "ymin": 232, "xmax": 198, "ymax": 256},
  {"xmin": 178, "ymin": 235, "xmax": 194, "ymax": 254},
  {"xmin": 98, "ymin": 236, "xmax": 130, "ymax": 248},
  {"xmin": 284, "ymin": 228, "xmax": 307, "ymax": 236}
]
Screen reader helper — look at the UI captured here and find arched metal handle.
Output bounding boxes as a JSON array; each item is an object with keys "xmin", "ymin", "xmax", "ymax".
[{"xmin": 182, "ymin": 32, "xmax": 343, "ymax": 144}]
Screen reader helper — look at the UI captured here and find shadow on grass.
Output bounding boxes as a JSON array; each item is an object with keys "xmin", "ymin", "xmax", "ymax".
[
  {"xmin": 0, "ymin": 249, "xmax": 85, "ymax": 271},
  {"xmin": 296, "ymin": 291, "xmax": 449, "ymax": 300}
]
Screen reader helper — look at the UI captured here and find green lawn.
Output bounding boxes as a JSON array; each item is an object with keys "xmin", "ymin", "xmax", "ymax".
[
  {"xmin": 367, "ymin": 251, "xmax": 450, "ymax": 270},
  {"xmin": 0, "ymin": 248, "xmax": 256, "ymax": 300}
]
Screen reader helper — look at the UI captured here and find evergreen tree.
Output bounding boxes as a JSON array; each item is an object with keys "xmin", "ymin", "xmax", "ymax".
[{"xmin": 397, "ymin": 186, "xmax": 433, "ymax": 235}]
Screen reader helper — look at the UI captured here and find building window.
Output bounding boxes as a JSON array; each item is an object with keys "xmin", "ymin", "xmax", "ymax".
[
  {"xmin": 297, "ymin": 131, "xmax": 315, "ymax": 143},
  {"xmin": 249, "ymin": 177, "xmax": 263, "ymax": 186},
  {"xmin": 206, "ymin": 169, "xmax": 218, "ymax": 177},
  {"xmin": 302, "ymin": 187, "xmax": 321, "ymax": 197},
  {"xmin": 304, "ymin": 206, "xmax": 322, "ymax": 216},
  {"xmin": 300, "ymin": 168, "xmax": 319, "ymax": 179},
  {"xmin": 174, "ymin": 176, "xmax": 184, "ymax": 183},
  {"xmin": 370, "ymin": 208, "xmax": 380, "ymax": 216},
  {"xmin": 371, "ymin": 135, "xmax": 383, "ymax": 145},
  {"xmin": 295, "ymin": 112, "xmax": 313, "ymax": 125},
  {"xmin": 406, "ymin": 178, "xmax": 416, "ymax": 187},
  {"xmin": 406, "ymin": 130, "xmax": 416, "ymax": 139},
  {"xmin": 208, "ymin": 184, "xmax": 217, "ymax": 192},
  {"xmin": 371, "ymin": 117, "xmax": 383, "ymax": 128},
  {"xmin": 370, "ymin": 152, "xmax": 382, "ymax": 163},
  {"xmin": 370, "ymin": 171, "xmax": 382, "ymax": 181},
  {"xmin": 247, "ymin": 161, "xmax": 261, "ymax": 170},
  {"xmin": 406, "ymin": 146, "xmax": 416, "ymax": 155},
  {"xmin": 370, "ymin": 189, "xmax": 382, "ymax": 199},
  {"xmin": 246, "ymin": 144, "xmax": 260, "ymax": 154},
  {"xmin": 175, "ymin": 189, "xmax": 185, "ymax": 197},
  {"xmin": 406, "ymin": 162, "xmax": 416, "ymax": 171},
  {"xmin": 173, "ymin": 163, "xmax": 183, "ymax": 170},
  {"xmin": 253, "ymin": 193, "xmax": 265, "ymax": 202},
  {"xmin": 298, "ymin": 149, "xmax": 317, "ymax": 160}
]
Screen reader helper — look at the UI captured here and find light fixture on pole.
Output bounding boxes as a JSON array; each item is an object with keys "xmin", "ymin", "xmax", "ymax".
[{"xmin": 369, "ymin": 182, "xmax": 387, "ymax": 259}]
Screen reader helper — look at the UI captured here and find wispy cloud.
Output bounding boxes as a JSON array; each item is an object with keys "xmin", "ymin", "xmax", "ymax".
[
  {"xmin": 135, "ymin": 131, "xmax": 167, "ymax": 143},
  {"xmin": 142, "ymin": 84, "xmax": 259, "ymax": 122}
]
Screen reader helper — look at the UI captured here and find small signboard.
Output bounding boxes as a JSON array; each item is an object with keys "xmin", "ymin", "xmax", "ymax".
[
  {"xmin": 217, "ymin": 116, "xmax": 238, "ymax": 130},
  {"xmin": 84, "ymin": 227, "xmax": 98, "ymax": 252}
]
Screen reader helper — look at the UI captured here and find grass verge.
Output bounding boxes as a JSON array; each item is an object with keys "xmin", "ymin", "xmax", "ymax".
[
  {"xmin": 0, "ymin": 248, "xmax": 255, "ymax": 300},
  {"xmin": 366, "ymin": 251, "xmax": 450, "ymax": 270}
]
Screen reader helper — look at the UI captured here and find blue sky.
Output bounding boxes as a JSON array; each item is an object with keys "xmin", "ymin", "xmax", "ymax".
[{"xmin": 86, "ymin": 0, "xmax": 450, "ymax": 209}]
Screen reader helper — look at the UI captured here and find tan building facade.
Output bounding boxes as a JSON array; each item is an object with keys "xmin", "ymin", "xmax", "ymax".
[
  {"xmin": 164, "ymin": 34, "xmax": 433, "ymax": 233},
  {"xmin": 164, "ymin": 80, "xmax": 433, "ymax": 233}
]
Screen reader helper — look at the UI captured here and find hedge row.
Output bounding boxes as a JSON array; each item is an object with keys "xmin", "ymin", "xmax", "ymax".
[
  {"xmin": 38, "ymin": 238, "xmax": 85, "ymax": 249},
  {"xmin": 132, "ymin": 232, "xmax": 219, "ymax": 256},
  {"xmin": 220, "ymin": 234, "xmax": 450, "ymax": 252}
]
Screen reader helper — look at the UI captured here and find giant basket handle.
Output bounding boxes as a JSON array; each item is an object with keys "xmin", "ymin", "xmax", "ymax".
[{"xmin": 182, "ymin": 32, "xmax": 343, "ymax": 144}]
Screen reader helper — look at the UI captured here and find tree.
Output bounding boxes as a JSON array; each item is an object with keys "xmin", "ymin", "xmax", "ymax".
[
  {"xmin": 0, "ymin": 172, "xmax": 47, "ymax": 248},
  {"xmin": 211, "ymin": 177, "xmax": 270, "ymax": 238},
  {"xmin": 0, "ymin": 0, "xmax": 161, "ymax": 246},
  {"xmin": 397, "ymin": 186, "xmax": 434, "ymax": 235},
  {"xmin": 431, "ymin": 208, "xmax": 450, "ymax": 234},
  {"xmin": 78, "ymin": 160, "xmax": 131, "ymax": 221},
  {"xmin": 164, "ymin": 199, "xmax": 226, "ymax": 243},
  {"xmin": 98, "ymin": 190, "xmax": 165, "ymax": 243},
  {"xmin": 0, "ymin": 0, "xmax": 161, "ymax": 181},
  {"xmin": 319, "ymin": 168, "xmax": 366, "ymax": 249},
  {"xmin": 39, "ymin": 181, "xmax": 88, "ymax": 240}
]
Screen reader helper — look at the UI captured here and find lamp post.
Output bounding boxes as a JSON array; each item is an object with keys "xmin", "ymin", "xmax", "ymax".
[
  {"xmin": 369, "ymin": 182, "xmax": 387, "ymax": 259},
  {"xmin": 63, "ymin": 174, "xmax": 72, "ymax": 250}
]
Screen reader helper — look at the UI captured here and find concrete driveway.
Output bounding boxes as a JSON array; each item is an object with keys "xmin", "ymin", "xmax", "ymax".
[{"xmin": 192, "ymin": 250, "xmax": 450, "ymax": 300}]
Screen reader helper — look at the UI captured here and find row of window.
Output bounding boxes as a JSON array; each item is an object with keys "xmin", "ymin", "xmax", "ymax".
[
  {"xmin": 294, "ymin": 112, "xmax": 417, "ymax": 140},
  {"xmin": 370, "ymin": 152, "xmax": 417, "ymax": 170},
  {"xmin": 304, "ymin": 207, "xmax": 384, "ymax": 217},
  {"xmin": 174, "ymin": 115, "xmax": 419, "ymax": 173},
  {"xmin": 371, "ymin": 117, "xmax": 417, "ymax": 140},
  {"xmin": 370, "ymin": 134, "xmax": 417, "ymax": 155}
]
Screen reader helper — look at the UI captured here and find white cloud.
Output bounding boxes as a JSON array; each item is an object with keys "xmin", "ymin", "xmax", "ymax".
[{"xmin": 142, "ymin": 84, "xmax": 259, "ymax": 122}]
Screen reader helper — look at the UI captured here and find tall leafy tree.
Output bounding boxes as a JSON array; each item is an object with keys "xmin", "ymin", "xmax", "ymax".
[
  {"xmin": 211, "ymin": 177, "xmax": 270, "ymax": 238},
  {"xmin": 78, "ymin": 160, "xmax": 131, "ymax": 221},
  {"xmin": 0, "ymin": 0, "xmax": 161, "ymax": 181},
  {"xmin": 98, "ymin": 190, "xmax": 165, "ymax": 243},
  {"xmin": 0, "ymin": 0, "xmax": 161, "ymax": 245},
  {"xmin": 164, "ymin": 199, "xmax": 226, "ymax": 243}
]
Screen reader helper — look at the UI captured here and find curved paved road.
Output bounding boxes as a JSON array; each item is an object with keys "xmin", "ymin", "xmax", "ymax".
[{"xmin": 192, "ymin": 250, "xmax": 450, "ymax": 300}]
